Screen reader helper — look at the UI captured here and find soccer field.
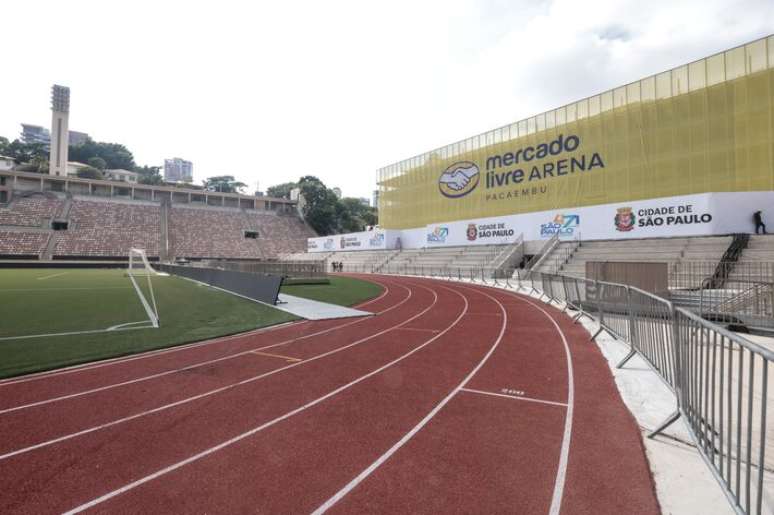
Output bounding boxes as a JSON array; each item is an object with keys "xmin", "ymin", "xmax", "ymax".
[
  {"xmin": 0, "ymin": 268, "xmax": 298, "ymax": 378},
  {"xmin": 0, "ymin": 269, "xmax": 385, "ymax": 379}
]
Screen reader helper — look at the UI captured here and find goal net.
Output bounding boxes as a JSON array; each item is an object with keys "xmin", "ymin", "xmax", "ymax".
[{"xmin": 127, "ymin": 248, "xmax": 160, "ymax": 328}]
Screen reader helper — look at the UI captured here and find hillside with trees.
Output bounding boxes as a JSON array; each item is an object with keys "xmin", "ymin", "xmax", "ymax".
[{"xmin": 269, "ymin": 176, "xmax": 377, "ymax": 236}]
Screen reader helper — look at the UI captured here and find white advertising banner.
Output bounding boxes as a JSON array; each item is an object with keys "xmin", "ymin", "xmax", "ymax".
[
  {"xmin": 306, "ymin": 229, "xmax": 393, "ymax": 253},
  {"xmin": 425, "ymin": 216, "xmax": 521, "ymax": 247},
  {"xmin": 419, "ymin": 191, "xmax": 774, "ymax": 248},
  {"xmin": 309, "ymin": 191, "xmax": 774, "ymax": 251}
]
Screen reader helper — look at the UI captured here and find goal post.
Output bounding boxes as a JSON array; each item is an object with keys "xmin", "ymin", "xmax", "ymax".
[
  {"xmin": 127, "ymin": 248, "xmax": 160, "ymax": 328},
  {"xmin": 128, "ymin": 247, "xmax": 158, "ymax": 276}
]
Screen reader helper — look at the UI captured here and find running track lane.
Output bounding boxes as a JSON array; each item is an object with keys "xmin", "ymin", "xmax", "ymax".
[
  {"xmin": 0, "ymin": 276, "xmax": 660, "ymax": 514},
  {"xmin": 0, "ymin": 275, "xmax": 403, "ymax": 407},
  {"xmin": 0, "ymin": 280, "xmax": 426, "ymax": 455},
  {"xmin": 0, "ymin": 278, "xmax": 459, "ymax": 512},
  {"xmin": 315, "ymin": 282, "xmax": 660, "ymax": 515}
]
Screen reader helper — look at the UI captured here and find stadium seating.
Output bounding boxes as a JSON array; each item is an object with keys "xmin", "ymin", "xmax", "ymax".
[
  {"xmin": 328, "ymin": 250, "xmax": 395, "ymax": 272},
  {"xmin": 729, "ymin": 234, "xmax": 774, "ymax": 282},
  {"xmin": 169, "ymin": 206, "xmax": 315, "ymax": 260},
  {"xmin": 375, "ymin": 245, "xmax": 510, "ymax": 273},
  {"xmin": 533, "ymin": 236, "xmax": 732, "ymax": 278},
  {"xmin": 0, "ymin": 231, "xmax": 49, "ymax": 256},
  {"xmin": 54, "ymin": 199, "xmax": 161, "ymax": 258},
  {"xmin": 0, "ymin": 194, "xmax": 63, "ymax": 228},
  {"xmin": 0, "ymin": 192, "xmax": 315, "ymax": 260},
  {"xmin": 282, "ymin": 251, "xmax": 331, "ymax": 261}
]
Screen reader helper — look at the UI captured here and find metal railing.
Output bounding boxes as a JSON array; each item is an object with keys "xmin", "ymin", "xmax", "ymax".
[
  {"xmin": 699, "ymin": 279, "xmax": 774, "ymax": 326},
  {"xmin": 671, "ymin": 261, "xmax": 774, "ymax": 290},
  {"xmin": 363, "ymin": 265, "xmax": 771, "ymax": 515},
  {"xmin": 524, "ymin": 232, "xmax": 559, "ymax": 273},
  {"xmin": 674, "ymin": 309, "xmax": 771, "ymax": 515}
]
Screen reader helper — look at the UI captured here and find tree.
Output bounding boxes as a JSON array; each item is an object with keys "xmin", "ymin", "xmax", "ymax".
[
  {"xmin": 266, "ymin": 181, "xmax": 297, "ymax": 199},
  {"xmin": 134, "ymin": 165, "xmax": 164, "ymax": 185},
  {"xmin": 339, "ymin": 197, "xmax": 377, "ymax": 232},
  {"xmin": 87, "ymin": 156, "xmax": 107, "ymax": 171},
  {"xmin": 203, "ymin": 175, "xmax": 247, "ymax": 193},
  {"xmin": 76, "ymin": 166, "xmax": 103, "ymax": 180},
  {"xmin": 297, "ymin": 176, "xmax": 340, "ymax": 235},
  {"xmin": 69, "ymin": 138, "xmax": 136, "ymax": 170},
  {"xmin": 15, "ymin": 155, "xmax": 48, "ymax": 173},
  {"xmin": 0, "ymin": 138, "xmax": 48, "ymax": 164}
]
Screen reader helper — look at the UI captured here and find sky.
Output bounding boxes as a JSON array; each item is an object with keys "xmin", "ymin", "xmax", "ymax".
[{"xmin": 1, "ymin": 0, "xmax": 772, "ymax": 199}]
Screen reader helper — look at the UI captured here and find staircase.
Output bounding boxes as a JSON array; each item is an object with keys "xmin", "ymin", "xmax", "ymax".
[
  {"xmin": 706, "ymin": 233, "xmax": 748, "ymax": 288},
  {"xmin": 39, "ymin": 232, "xmax": 57, "ymax": 261},
  {"xmin": 160, "ymin": 199, "xmax": 171, "ymax": 262}
]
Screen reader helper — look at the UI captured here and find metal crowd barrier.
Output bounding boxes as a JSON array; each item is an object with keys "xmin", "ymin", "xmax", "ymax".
[{"xmin": 367, "ymin": 265, "xmax": 770, "ymax": 515}]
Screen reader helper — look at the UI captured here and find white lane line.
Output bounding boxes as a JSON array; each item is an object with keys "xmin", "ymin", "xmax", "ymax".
[
  {"xmin": 499, "ymin": 289, "xmax": 575, "ymax": 515},
  {"xmin": 0, "ymin": 278, "xmax": 393, "ymax": 386},
  {"xmin": 0, "ymin": 283, "xmax": 411, "ymax": 414},
  {"xmin": 0, "ymin": 282, "xmax": 434, "ymax": 459},
  {"xmin": 61, "ymin": 283, "xmax": 468, "ymax": 514},
  {"xmin": 459, "ymin": 388, "xmax": 568, "ymax": 408},
  {"xmin": 312, "ymin": 283, "xmax": 507, "ymax": 515},
  {"xmin": 36, "ymin": 272, "xmax": 68, "ymax": 281},
  {"xmin": 393, "ymin": 327, "xmax": 440, "ymax": 333}
]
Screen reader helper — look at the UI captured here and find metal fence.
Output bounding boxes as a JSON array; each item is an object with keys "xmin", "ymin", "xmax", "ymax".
[
  {"xmin": 367, "ymin": 265, "xmax": 771, "ymax": 515},
  {"xmin": 670, "ymin": 261, "xmax": 774, "ymax": 290}
]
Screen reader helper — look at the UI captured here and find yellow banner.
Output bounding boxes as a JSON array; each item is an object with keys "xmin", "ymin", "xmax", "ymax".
[{"xmin": 378, "ymin": 61, "xmax": 774, "ymax": 230}]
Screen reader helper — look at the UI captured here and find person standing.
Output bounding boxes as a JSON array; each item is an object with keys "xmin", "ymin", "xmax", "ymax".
[{"xmin": 754, "ymin": 210, "xmax": 767, "ymax": 234}]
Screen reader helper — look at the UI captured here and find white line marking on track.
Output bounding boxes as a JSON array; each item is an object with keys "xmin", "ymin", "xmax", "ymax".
[
  {"xmin": 0, "ymin": 283, "xmax": 411, "ymax": 414},
  {"xmin": 0, "ymin": 282, "xmax": 435, "ymax": 459},
  {"xmin": 311, "ymin": 284, "xmax": 507, "ymax": 514},
  {"xmin": 393, "ymin": 327, "xmax": 440, "ymax": 333},
  {"xmin": 499, "ymin": 289, "xmax": 575, "ymax": 515},
  {"xmin": 61, "ymin": 282, "xmax": 468, "ymax": 514},
  {"xmin": 249, "ymin": 350, "xmax": 301, "ymax": 363},
  {"xmin": 36, "ymin": 272, "xmax": 68, "ymax": 280},
  {"xmin": 460, "ymin": 387, "xmax": 568, "ymax": 407},
  {"xmin": 0, "ymin": 278, "xmax": 393, "ymax": 387}
]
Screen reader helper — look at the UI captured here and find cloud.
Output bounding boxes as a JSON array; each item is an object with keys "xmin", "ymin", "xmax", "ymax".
[{"xmin": 0, "ymin": 0, "xmax": 771, "ymax": 199}]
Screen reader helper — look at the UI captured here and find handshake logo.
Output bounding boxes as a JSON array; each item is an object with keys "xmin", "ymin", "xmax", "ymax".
[{"xmin": 438, "ymin": 161, "xmax": 480, "ymax": 199}]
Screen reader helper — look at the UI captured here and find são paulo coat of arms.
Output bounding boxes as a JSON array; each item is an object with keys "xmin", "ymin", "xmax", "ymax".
[{"xmin": 614, "ymin": 207, "xmax": 635, "ymax": 232}]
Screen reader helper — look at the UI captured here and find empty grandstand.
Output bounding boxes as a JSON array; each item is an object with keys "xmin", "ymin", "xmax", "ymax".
[{"xmin": 0, "ymin": 170, "xmax": 316, "ymax": 261}]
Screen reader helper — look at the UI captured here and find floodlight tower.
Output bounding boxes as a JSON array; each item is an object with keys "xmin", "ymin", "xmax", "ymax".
[{"xmin": 49, "ymin": 85, "xmax": 70, "ymax": 176}]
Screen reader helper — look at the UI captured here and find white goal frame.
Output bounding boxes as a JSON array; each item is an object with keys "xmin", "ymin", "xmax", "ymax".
[{"xmin": 127, "ymin": 248, "xmax": 160, "ymax": 328}]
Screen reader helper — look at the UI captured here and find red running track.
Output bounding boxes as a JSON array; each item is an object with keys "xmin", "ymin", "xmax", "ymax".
[{"xmin": 0, "ymin": 274, "xmax": 660, "ymax": 514}]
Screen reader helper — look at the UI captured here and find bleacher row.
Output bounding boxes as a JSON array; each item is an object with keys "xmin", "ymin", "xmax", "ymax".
[
  {"xmin": 534, "ymin": 236, "xmax": 733, "ymax": 277},
  {"xmin": 283, "ymin": 245, "xmax": 519, "ymax": 274},
  {"xmin": 283, "ymin": 234, "xmax": 774, "ymax": 286},
  {"xmin": 0, "ymin": 194, "xmax": 315, "ymax": 259}
]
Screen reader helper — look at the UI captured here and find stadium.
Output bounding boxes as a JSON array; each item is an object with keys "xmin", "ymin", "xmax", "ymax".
[{"xmin": 0, "ymin": 36, "xmax": 772, "ymax": 514}]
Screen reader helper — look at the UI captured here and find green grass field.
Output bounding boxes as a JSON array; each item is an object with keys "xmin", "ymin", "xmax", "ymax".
[
  {"xmin": 280, "ymin": 276, "xmax": 383, "ymax": 306},
  {"xmin": 0, "ymin": 268, "xmax": 381, "ymax": 379}
]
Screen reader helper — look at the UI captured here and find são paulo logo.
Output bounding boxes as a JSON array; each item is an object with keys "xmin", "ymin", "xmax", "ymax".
[
  {"xmin": 438, "ymin": 161, "xmax": 480, "ymax": 199},
  {"xmin": 427, "ymin": 226, "xmax": 449, "ymax": 243},
  {"xmin": 466, "ymin": 224, "xmax": 478, "ymax": 241},
  {"xmin": 614, "ymin": 207, "xmax": 635, "ymax": 232}
]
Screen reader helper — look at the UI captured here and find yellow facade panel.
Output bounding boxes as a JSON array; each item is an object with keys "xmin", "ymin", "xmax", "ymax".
[{"xmin": 378, "ymin": 40, "xmax": 774, "ymax": 230}]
